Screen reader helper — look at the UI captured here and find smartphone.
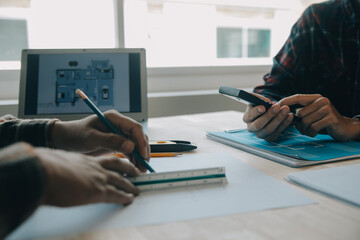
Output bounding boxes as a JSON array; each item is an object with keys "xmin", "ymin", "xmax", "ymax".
[{"xmin": 219, "ymin": 86, "xmax": 301, "ymax": 121}]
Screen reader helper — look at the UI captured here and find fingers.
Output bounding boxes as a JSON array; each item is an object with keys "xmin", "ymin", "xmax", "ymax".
[
  {"xmin": 265, "ymin": 114, "xmax": 293, "ymax": 142},
  {"xmin": 106, "ymin": 171, "xmax": 140, "ymax": 196},
  {"xmin": 297, "ymin": 104, "xmax": 332, "ymax": 137},
  {"xmin": 92, "ymin": 131, "xmax": 136, "ymax": 153},
  {"xmin": 133, "ymin": 133, "xmax": 150, "ymax": 162},
  {"xmin": 94, "ymin": 134, "xmax": 149, "ymax": 173},
  {"xmin": 247, "ymin": 104, "xmax": 281, "ymax": 132},
  {"xmin": 251, "ymin": 106, "xmax": 293, "ymax": 141},
  {"xmin": 279, "ymin": 94, "xmax": 332, "ymax": 138},
  {"xmin": 121, "ymin": 152, "xmax": 147, "ymax": 173},
  {"xmin": 296, "ymin": 96, "xmax": 330, "ymax": 118},
  {"xmin": 99, "ymin": 156, "xmax": 141, "ymax": 177},
  {"xmin": 242, "ymin": 93, "xmax": 271, "ymax": 123},
  {"xmin": 242, "ymin": 105, "xmax": 266, "ymax": 123},
  {"xmin": 36, "ymin": 147, "xmax": 141, "ymax": 206},
  {"xmin": 293, "ymin": 96, "xmax": 337, "ymax": 137},
  {"xmin": 104, "ymin": 111, "xmax": 150, "ymax": 159},
  {"xmin": 279, "ymin": 94, "xmax": 322, "ymax": 107},
  {"xmin": 104, "ymin": 185, "xmax": 135, "ymax": 205},
  {"xmin": 100, "ymin": 157, "xmax": 141, "ymax": 204}
]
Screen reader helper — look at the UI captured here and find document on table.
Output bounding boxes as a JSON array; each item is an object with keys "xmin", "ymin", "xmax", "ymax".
[
  {"xmin": 7, "ymin": 153, "xmax": 315, "ymax": 240},
  {"xmin": 207, "ymin": 127, "xmax": 360, "ymax": 167},
  {"xmin": 288, "ymin": 164, "xmax": 360, "ymax": 208}
]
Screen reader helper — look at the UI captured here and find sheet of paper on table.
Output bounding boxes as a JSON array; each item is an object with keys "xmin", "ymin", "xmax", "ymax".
[
  {"xmin": 7, "ymin": 153, "xmax": 315, "ymax": 240},
  {"xmin": 288, "ymin": 163, "xmax": 360, "ymax": 208}
]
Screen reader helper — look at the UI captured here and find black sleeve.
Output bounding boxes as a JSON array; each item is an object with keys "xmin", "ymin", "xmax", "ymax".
[
  {"xmin": 0, "ymin": 143, "xmax": 47, "ymax": 239},
  {"xmin": 0, "ymin": 115, "xmax": 56, "ymax": 148}
]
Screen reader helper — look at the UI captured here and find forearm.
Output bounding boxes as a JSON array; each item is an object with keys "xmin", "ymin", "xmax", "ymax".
[
  {"xmin": 0, "ymin": 143, "xmax": 47, "ymax": 238},
  {"xmin": 0, "ymin": 115, "xmax": 58, "ymax": 148},
  {"xmin": 350, "ymin": 117, "xmax": 360, "ymax": 141}
]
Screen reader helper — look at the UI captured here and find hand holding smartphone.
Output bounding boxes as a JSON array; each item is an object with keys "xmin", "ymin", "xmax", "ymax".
[{"xmin": 219, "ymin": 86, "xmax": 301, "ymax": 121}]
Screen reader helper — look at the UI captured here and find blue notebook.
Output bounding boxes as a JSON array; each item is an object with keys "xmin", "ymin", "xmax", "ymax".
[
  {"xmin": 288, "ymin": 164, "xmax": 360, "ymax": 208},
  {"xmin": 206, "ymin": 127, "xmax": 360, "ymax": 167}
]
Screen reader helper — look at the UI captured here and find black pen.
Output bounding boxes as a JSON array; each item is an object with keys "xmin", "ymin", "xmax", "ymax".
[{"xmin": 75, "ymin": 89, "xmax": 155, "ymax": 172}]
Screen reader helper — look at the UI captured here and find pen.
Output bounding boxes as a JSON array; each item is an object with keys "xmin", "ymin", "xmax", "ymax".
[
  {"xmin": 75, "ymin": 89, "xmax": 155, "ymax": 172},
  {"xmin": 110, "ymin": 153, "xmax": 182, "ymax": 158}
]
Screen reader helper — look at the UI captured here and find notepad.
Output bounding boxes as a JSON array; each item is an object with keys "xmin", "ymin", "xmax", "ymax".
[
  {"xmin": 288, "ymin": 164, "xmax": 360, "ymax": 208},
  {"xmin": 207, "ymin": 127, "xmax": 360, "ymax": 167}
]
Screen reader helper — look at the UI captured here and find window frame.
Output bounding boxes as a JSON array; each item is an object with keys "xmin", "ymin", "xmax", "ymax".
[{"xmin": 0, "ymin": 0, "xmax": 274, "ymax": 101}]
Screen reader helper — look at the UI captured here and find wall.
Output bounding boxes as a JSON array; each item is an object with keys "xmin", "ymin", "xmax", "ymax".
[
  {"xmin": 148, "ymin": 91, "xmax": 246, "ymax": 118},
  {"xmin": 0, "ymin": 92, "xmax": 247, "ymax": 118},
  {"xmin": 0, "ymin": 65, "xmax": 266, "ymax": 118}
]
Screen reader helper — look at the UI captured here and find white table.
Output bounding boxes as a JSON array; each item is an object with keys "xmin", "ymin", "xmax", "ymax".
[{"xmin": 41, "ymin": 111, "xmax": 360, "ymax": 240}]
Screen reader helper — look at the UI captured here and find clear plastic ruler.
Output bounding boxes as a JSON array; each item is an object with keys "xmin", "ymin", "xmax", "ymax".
[{"xmin": 128, "ymin": 166, "xmax": 227, "ymax": 191}]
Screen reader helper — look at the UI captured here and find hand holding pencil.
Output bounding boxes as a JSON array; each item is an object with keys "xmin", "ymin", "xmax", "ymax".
[
  {"xmin": 51, "ymin": 89, "xmax": 152, "ymax": 172},
  {"xmin": 74, "ymin": 89, "xmax": 153, "ymax": 172}
]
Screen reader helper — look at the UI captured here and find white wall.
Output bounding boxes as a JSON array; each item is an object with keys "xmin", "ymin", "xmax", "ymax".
[{"xmin": 0, "ymin": 64, "xmax": 268, "ymax": 118}]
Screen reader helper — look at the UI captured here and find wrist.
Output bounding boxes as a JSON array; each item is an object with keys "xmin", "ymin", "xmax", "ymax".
[
  {"xmin": 50, "ymin": 120, "xmax": 75, "ymax": 151},
  {"xmin": 31, "ymin": 148, "xmax": 52, "ymax": 205},
  {"xmin": 341, "ymin": 117, "xmax": 360, "ymax": 141},
  {"xmin": 47, "ymin": 119, "xmax": 60, "ymax": 149}
]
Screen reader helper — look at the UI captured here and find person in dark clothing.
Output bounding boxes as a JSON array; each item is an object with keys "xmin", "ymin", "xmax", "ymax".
[
  {"xmin": 0, "ymin": 110, "xmax": 150, "ymax": 238},
  {"xmin": 243, "ymin": 0, "xmax": 360, "ymax": 142}
]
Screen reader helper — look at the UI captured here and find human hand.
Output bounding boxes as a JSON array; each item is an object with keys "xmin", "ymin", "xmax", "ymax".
[
  {"xmin": 279, "ymin": 94, "xmax": 360, "ymax": 141},
  {"xmin": 34, "ymin": 147, "xmax": 141, "ymax": 206},
  {"xmin": 242, "ymin": 93, "xmax": 294, "ymax": 142},
  {"xmin": 51, "ymin": 110, "xmax": 150, "ymax": 172}
]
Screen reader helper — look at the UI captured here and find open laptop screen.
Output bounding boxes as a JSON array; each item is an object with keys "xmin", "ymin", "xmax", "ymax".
[{"xmin": 18, "ymin": 49, "xmax": 148, "ymax": 122}]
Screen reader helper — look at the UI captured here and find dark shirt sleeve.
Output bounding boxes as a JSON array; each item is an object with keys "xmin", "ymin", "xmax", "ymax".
[
  {"xmin": 253, "ymin": 1, "xmax": 360, "ymax": 118},
  {"xmin": 0, "ymin": 142, "xmax": 47, "ymax": 239},
  {"xmin": 0, "ymin": 115, "xmax": 58, "ymax": 148},
  {"xmin": 253, "ymin": 6, "xmax": 315, "ymax": 101}
]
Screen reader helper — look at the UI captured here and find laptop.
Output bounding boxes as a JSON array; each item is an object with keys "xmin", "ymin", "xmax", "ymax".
[{"xmin": 18, "ymin": 48, "xmax": 148, "ymax": 129}]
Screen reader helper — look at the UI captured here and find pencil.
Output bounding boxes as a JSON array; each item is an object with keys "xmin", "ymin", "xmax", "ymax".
[
  {"xmin": 110, "ymin": 153, "xmax": 182, "ymax": 158},
  {"xmin": 75, "ymin": 89, "xmax": 155, "ymax": 172}
]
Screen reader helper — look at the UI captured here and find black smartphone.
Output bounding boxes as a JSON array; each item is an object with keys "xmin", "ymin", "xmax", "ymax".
[{"xmin": 219, "ymin": 86, "xmax": 301, "ymax": 121}]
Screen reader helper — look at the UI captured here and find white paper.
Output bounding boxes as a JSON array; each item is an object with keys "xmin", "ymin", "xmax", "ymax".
[
  {"xmin": 8, "ymin": 153, "xmax": 315, "ymax": 240},
  {"xmin": 288, "ymin": 164, "xmax": 360, "ymax": 207}
]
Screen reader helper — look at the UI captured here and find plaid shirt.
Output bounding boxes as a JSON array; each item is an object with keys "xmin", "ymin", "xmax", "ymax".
[{"xmin": 254, "ymin": 0, "xmax": 360, "ymax": 118}]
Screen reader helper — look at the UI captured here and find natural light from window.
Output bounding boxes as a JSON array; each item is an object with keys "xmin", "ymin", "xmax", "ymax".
[
  {"xmin": 0, "ymin": 0, "xmax": 325, "ymax": 69},
  {"xmin": 124, "ymin": 0, "xmax": 324, "ymax": 67},
  {"xmin": 0, "ymin": 0, "xmax": 115, "ymax": 69}
]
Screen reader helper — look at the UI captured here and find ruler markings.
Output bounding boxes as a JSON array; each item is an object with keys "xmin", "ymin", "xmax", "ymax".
[{"xmin": 128, "ymin": 166, "xmax": 227, "ymax": 191}]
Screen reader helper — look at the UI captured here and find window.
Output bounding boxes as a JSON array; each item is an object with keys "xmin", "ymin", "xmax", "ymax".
[
  {"xmin": 217, "ymin": 28, "xmax": 243, "ymax": 58},
  {"xmin": 217, "ymin": 28, "xmax": 271, "ymax": 58},
  {"xmin": 0, "ymin": 0, "xmax": 117, "ymax": 100},
  {"xmin": 123, "ymin": 0, "xmax": 324, "ymax": 67},
  {"xmin": 0, "ymin": 0, "xmax": 116, "ymax": 64},
  {"xmin": 0, "ymin": 0, "xmax": 326, "ymax": 100},
  {"xmin": 248, "ymin": 29, "xmax": 270, "ymax": 58},
  {"xmin": 0, "ymin": 19, "xmax": 28, "ymax": 61}
]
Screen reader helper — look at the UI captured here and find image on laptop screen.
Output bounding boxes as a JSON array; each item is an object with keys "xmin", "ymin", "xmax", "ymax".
[{"xmin": 18, "ymin": 49, "xmax": 148, "ymax": 122}]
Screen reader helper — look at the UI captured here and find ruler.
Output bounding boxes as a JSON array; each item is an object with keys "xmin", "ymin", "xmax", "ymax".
[{"xmin": 128, "ymin": 166, "xmax": 227, "ymax": 191}]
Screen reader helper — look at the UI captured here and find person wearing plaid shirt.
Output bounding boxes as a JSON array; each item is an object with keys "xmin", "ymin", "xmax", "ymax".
[
  {"xmin": 0, "ymin": 111, "xmax": 150, "ymax": 238},
  {"xmin": 243, "ymin": 0, "xmax": 360, "ymax": 142}
]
